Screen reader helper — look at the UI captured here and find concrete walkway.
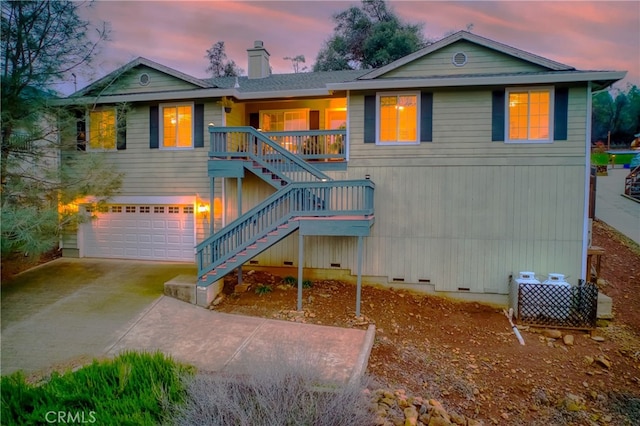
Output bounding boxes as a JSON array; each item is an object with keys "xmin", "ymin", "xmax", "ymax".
[
  {"xmin": 1, "ymin": 258, "xmax": 373, "ymax": 384},
  {"xmin": 595, "ymin": 168, "xmax": 640, "ymax": 245}
]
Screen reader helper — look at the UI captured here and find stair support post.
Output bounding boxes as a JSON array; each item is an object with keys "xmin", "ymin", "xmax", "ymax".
[
  {"xmin": 356, "ymin": 235, "xmax": 363, "ymax": 317},
  {"xmin": 297, "ymin": 232, "xmax": 304, "ymax": 311}
]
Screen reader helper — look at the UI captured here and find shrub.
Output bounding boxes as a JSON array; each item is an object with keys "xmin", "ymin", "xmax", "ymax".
[
  {"xmin": 0, "ymin": 351, "xmax": 193, "ymax": 426},
  {"xmin": 254, "ymin": 284, "xmax": 272, "ymax": 295},
  {"xmin": 167, "ymin": 349, "xmax": 374, "ymax": 426},
  {"xmin": 282, "ymin": 275, "xmax": 297, "ymax": 286}
]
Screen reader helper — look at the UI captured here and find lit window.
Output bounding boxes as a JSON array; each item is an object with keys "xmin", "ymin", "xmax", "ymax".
[
  {"xmin": 260, "ymin": 109, "xmax": 309, "ymax": 131},
  {"xmin": 88, "ymin": 109, "xmax": 116, "ymax": 150},
  {"xmin": 161, "ymin": 104, "xmax": 193, "ymax": 148},
  {"xmin": 506, "ymin": 88, "xmax": 553, "ymax": 143},
  {"xmin": 377, "ymin": 93, "xmax": 418, "ymax": 144}
]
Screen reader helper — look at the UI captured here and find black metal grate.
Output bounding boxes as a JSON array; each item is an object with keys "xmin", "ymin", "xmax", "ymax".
[{"xmin": 514, "ymin": 280, "xmax": 598, "ymax": 329}]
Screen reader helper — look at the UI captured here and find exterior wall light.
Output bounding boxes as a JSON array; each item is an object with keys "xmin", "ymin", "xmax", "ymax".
[{"xmin": 198, "ymin": 204, "xmax": 210, "ymax": 217}]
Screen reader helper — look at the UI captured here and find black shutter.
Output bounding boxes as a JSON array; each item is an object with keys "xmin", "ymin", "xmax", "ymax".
[
  {"xmin": 76, "ymin": 110, "xmax": 86, "ymax": 151},
  {"xmin": 116, "ymin": 109, "xmax": 126, "ymax": 150},
  {"xmin": 364, "ymin": 95, "xmax": 376, "ymax": 143},
  {"xmin": 491, "ymin": 90, "xmax": 505, "ymax": 142},
  {"xmin": 310, "ymin": 110, "xmax": 320, "ymax": 130},
  {"xmin": 194, "ymin": 103, "xmax": 204, "ymax": 147},
  {"xmin": 149, "ymin": 105, "xmax": 159, "ymax": 149},
  {"xmin": 420, "ymin": 92, "xmax": 433, "ymax": 142},
  {"xmin": 249, "ymin": 112, "xmax": 259, "ymax": 129},
  {"xmin": 554, "ymin": 87, "xmax": 569, "ymax": 141}
]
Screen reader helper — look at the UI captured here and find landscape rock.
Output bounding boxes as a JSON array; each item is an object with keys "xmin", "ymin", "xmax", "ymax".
[
  {"xmin": 370, "ymin": 389, "xmax": 478, "ymax": 426},
  {"xmin": 543, "ymin": 329, "xmax": 562, "ymax": 339},
  {"xmin": 563, "ymin": 334, "xmax": 574, "ymax": 346}
]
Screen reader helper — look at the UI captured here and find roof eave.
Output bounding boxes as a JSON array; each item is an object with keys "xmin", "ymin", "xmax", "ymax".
[
  {"xmin": 53, "ymin": 87, "xmax": 333, "ymax": 105},
  {"xmin": 328, "ymin": 71, "xmax": 627, "ymax": 91},
  {"xmin": 54, "ymin": 88, "xmax": 239, "ymax": 105}
]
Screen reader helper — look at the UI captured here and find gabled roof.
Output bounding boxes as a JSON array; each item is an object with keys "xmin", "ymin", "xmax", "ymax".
[
  {"xmin": 359, "ymin": 31, "xmax": 575, "ymax": 80},
  {"xmin": 71, "ymin": 57, "xmax": 213, "ymax": 97}
]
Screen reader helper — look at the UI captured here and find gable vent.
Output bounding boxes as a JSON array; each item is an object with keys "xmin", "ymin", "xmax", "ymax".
[
  {"xmin": 139, "ymin": 73, "xmax": 150, "ymax": 86},
  {"xmin": 452, "ymin": 52, "xmax": 467, "ymax": 67}
]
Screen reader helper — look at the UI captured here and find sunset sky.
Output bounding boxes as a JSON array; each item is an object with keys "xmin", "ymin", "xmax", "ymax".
[{"xmin": 70, "ymin": 0, "xmax": 639, "ymax": 95}]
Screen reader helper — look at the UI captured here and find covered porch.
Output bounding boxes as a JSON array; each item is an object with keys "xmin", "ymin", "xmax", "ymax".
[{"xmin": 220, "ymin": 95, "xmax": 348, "ymax": 163}]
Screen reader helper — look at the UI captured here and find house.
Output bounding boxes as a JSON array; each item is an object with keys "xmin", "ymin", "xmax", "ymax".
[{"xmin": 61, "ymin": 31, "xmax": 625, "ymax": 307}]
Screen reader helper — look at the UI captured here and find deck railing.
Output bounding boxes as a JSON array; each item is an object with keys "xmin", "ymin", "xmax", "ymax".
[
  {"xmin": 209, "ymin": 126, "xmax": 331, "ymax": 183},
  {"xmin": 262, "ymin": 130, "xmax": 346, "ymax": 161},
  {"xmin": 196, "ymin": 179, "xmax": 375, "ymax": 278}
]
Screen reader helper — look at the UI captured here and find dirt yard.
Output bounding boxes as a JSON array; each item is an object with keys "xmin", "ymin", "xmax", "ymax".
[
  {"xmin": 3, "ymin": 220, "xmax": 637, "ymax": 424},
  {"xmin": 213, "ymin": 219, "xmax": 640, "ymax": 425}
]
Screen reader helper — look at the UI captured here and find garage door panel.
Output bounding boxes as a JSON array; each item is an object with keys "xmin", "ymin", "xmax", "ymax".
[
  {"xmin": 110, "ymin": 233, "xmax": 124, "ymax": 243},
  {"xmin": 83, "ymin": 204, "xmax": 194, "ymax": 262}
]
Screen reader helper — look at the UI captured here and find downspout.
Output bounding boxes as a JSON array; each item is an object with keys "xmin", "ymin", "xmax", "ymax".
[{"xmin": 581, "ymin": 82, "xmax": 593, "ymax": 282}]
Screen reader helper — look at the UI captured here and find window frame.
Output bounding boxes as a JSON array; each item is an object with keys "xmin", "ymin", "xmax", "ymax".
[
  {"xmin": 505, "ymin": 86, "xmax": 555, "ymax": 144},
  {"xmin": 375, "ymin": 91, "xmax": 420, "ymax": 145},
  {"xmin": 258, "ymin": 108, "xmax": 310, "ymax": 131},
  {"xmin": 159, "ymin": 102, "xmax": 195, "ymax": 150},
  {"xmin": 87, "ymin": 107, "xmax": 117, "ymax": 151}
]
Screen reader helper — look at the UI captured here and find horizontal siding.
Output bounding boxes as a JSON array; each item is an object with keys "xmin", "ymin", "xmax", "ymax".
[
  {"xmin": 382, "ymin": 41, "xmax": 548, "ymax": 78},
  {"xmin": 100, "ymin": 66, "xmax": 200, "ymax": 95},
  {"xmin": 227, "ymin": 164, "xmax": 585, "ymax": 294},
  {"xmin": 348, "ymin": 86, "xmax": 588, "ymax": 166},
  {"xmin": 94, "ymin": 102, "xmax": 222, "ymax": 196}
]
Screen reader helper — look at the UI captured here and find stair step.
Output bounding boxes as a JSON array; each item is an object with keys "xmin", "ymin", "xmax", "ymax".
[
  {"xmin": 257, "ymin": 238, "xmax": 267, "ymax": 243},
  {"xmin": 248, "ymin": 245, "xmax": 257, "ymax": 249}
]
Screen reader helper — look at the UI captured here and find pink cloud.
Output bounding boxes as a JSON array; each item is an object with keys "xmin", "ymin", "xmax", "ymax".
[{"xmin": 75, "ymin": 0, "xmax": 638, "ymax": 93}]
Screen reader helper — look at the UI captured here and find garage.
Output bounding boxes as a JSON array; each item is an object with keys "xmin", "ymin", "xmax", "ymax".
[{"xmin": 82, "ymin": 204, "xmax": 195, "ymax": 262}]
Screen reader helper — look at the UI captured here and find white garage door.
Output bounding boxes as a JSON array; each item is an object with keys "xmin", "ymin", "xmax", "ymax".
[{"xmin": 83, "ymin": 204, "xmax": 195, "ymax": 261}]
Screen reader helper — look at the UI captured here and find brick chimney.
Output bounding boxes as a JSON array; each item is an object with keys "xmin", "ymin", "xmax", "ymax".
[{"xmin": 247, "ymin": 40, "xmax": 270, "ymax": 79}]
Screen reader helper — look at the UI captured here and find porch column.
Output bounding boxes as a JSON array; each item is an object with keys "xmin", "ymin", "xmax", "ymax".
[
  {"xmin": 209, "ymin": 177, "xmax": 215, "ymax": 236},
  {"xmin": 297, "ymin": 232, "xmax": 304, "ymax": 311},
  {"xmin": 237, "ymin": 177, "xmax": 242, "ymax": 286},
  {"xmin": 355, "ymin": 235, "xmax": 363, "ymax": 317}
]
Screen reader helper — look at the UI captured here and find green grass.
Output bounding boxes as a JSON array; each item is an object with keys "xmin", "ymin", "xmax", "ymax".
[{"xmin": 1, "ymin": 351, "xmax": 194, "ymax": 426}]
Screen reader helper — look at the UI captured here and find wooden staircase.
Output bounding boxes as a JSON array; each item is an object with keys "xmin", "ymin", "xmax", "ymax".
[{"xmin": 197, "ymin": 127, "xmax": 374, "ymax": 287}]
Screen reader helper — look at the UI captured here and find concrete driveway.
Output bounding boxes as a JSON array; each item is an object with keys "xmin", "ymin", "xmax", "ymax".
[{"xmin": 1, "ymin": 258, "xmax": 373, "ymax": 384}]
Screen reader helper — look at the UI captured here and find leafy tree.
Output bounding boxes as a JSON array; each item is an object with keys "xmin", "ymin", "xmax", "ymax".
[
  {"xmin": 205, "ymin": 41, "xmax": 243, "ymax": 77},
  {"xmin": 313, "ymin": 0, "xmax": 426, "ymax": 71},
  {"xmin": 1, "ymin": 1, "xmax": 122, "ymax": 258},
  {"xmin": 592, "ymin": 84, "xmax": 640, "ymax": 145},
  {"xmin": 283, "ymin": 55, "xmax": 307, "ymax": 73}
]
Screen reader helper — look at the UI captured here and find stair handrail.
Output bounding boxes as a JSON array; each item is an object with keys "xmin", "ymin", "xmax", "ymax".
[
  {"xmin": 209, "ymin": 125, "xmax": 332, "ymax": 182},
  {"xmin": 196, "ymin": 179, "xmax": 375, "ymax": 277}
]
